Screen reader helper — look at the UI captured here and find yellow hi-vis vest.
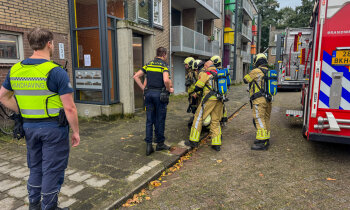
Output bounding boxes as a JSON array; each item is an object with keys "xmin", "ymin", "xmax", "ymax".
[{"xmin": 9, "ymin": 61, "xmax": 64, "ymax": 119}]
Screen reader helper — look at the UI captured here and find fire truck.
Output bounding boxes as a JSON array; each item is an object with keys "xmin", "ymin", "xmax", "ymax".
[
  {"xmin": 287, "ymin": 0, "xmax": 350, "ymax": 143},
  {"xmin": 275, "ymin": 28, "xmax": 312, "ymax": 90}
]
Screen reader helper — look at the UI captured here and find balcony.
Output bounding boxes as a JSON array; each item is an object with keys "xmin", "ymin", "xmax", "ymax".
[
  {"xmin": 242, "ymin": 0, "xmax": 253, "ymax": 20},
  {"xmin": 241, "ymin": 24, "xmax": 252, "ymax": 42},
  {"xmin": 172, "ymin": 26, "xmax": 220, "ymax": 57},
  {"xmin": 241, "ymin": 50, "xmax": 251, "ymax": 63},
  {"xmin": 172, "ymin": 0, "xmax": 221, "ymax": 20}
]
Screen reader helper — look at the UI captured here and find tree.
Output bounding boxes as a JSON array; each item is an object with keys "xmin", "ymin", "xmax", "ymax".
[
  {"xmin": 285, "ymin": 0, "xmax": 314, "ymax": 28},
  {"xmin": 254, "ymin": 0, "xmax": 280, "ymax": 52},
  {"xmin": 277, "ymin": 7, "xmax": 295, "ymax": 29}
]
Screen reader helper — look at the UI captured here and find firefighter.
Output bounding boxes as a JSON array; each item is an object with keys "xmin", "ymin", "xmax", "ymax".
[
  {"xmin": 210, "ymin": 56, "xmax": 228, "ymax": 125},
  {"xmin": 189, "ymin": 57, "xmax": 224, "ymax": 151},
  {"xmin": 243, "ymin": 53, "xmax": 272, "ymax": 150},
  {"xmin": 184, "ymin": 57, "xmax": 197, "ymax": 114}
]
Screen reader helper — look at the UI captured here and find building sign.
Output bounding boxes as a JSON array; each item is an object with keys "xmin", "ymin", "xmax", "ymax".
[
  {"xmin": 58, "ymin": 43, "xmax": 65, "ymax": 59},
  {"xmin": 75, "ymin": 69, "xmax": 102, "ymax": 90}
]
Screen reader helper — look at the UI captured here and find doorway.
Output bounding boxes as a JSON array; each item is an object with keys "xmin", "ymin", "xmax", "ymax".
[{"xmin": 133, "ymin": 34, "xmax": 144, "ymax": 110}]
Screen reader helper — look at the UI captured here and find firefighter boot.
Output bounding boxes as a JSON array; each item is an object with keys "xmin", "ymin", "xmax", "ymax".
[
  {"xmin": 254, "ymin": 139, "xmax": 270, "ymax": 146},
  {"xmin": 156, "ymin": 143, "xmax": 171, "ymax": 151},
  {"xmin": 146, "ymin": 143, "xmax": 154, "ymax": 156},
  {"xmin": 189, "ymin": 141, "xmax": 198, "ymax": 149},
  {"xmin": 251, "ymin": 140, "xmax": 269, "ymax": 150},
  {"xmin": 211, "ymin": 145, "xmax": 221, "ymax": 151}
]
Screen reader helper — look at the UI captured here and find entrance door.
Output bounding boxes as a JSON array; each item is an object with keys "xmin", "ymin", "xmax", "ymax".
[{"xmin": 133, "ymin": 34, "xmax": 144, "ymax": 110}]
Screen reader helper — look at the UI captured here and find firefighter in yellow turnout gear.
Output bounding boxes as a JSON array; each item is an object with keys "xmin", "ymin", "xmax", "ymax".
[
  {"xmin": 189, "ymin": 57, "xmax": 224, "ymax": 151},
  {"xmin": 243, "ymin": 53, "xmax": 272, "ymax": 150}
]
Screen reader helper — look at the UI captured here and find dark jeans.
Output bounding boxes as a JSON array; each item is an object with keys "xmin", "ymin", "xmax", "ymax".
[
  {"xmin": 144, "ymin": 90, "xmax": 167, "ymax": 144},
  {"xmin": 25, "ymin": 125, "xmax": 70, "ymax": 210}
]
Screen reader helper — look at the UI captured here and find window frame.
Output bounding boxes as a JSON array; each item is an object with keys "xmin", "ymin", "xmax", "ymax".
[
  {"xmin": 271, "ymin": 47, "xmax": 276, "ymax": 56},
  {"xmin": 0, "ymin": 31, "xmax": 24, "ymax": 64},
  {"xmin": 153, "ymin": 0, "xmax": 162, "ymax": 26},
  {"xmin": 197, "ymin": 20, "xmax": 204, "ymax": 34}
]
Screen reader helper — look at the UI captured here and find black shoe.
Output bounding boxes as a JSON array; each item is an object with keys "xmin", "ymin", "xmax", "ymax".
[
  {"xmin": 189, "ymin": 141, "xmax": 198, "ymax": 149},
  {"xmin": 211, "ymin": 145, "xmax": 221, "ymax": 151},
  {"xmin": 251, "ymin": 140, "xmax": 269, "ymax": 150},
  {"xmin": 184, "ymin": 140, "xmax": 191, "ymax": 147},
  {"xmin": 156, "ymin": 143, "xmax": 171, "ymax": 151},
  {"xmin": 254, "ymin": 139, "xmax": 270, "ymax": 145},
  {"xmin": 29, "ymin": 201, "xmax": 41, "ymax": 210},
  {"xmin": 146, "ymin": 143, "xmax": 154, "ymax": 156},
  {"xmin": 48, "ymin": 206, "xmax": 69, "ymax": 210}
]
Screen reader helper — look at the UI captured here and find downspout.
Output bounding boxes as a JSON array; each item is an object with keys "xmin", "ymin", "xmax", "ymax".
[
  {"xmin": 222, "ymin": 0, "xmax": 225, "ymax": 59},
  {"xmin": 169, "ymin": 0, "xmax": 172, "ymax": 75}
]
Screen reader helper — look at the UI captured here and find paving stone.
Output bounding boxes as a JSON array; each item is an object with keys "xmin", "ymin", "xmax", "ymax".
[
  {"xmin": 0, "ymin": 164, "xmax": 21, "ymax": 174},
  {"xmin": 85, "ymin": 177, "xmax": 110, "ymax": 188},
  {"xmin": 147, "ymin": 160, "xmax": 162, "ymax": 168},
  {"xmin": 0, "ymin": 152, "xmax": 10, "ymax": 159},
  {"xmin": 11, "ymin": 156, "xmax": 25, "ymax": 163},
  {"xmin": 65, "ymin": 168, "xmax": 76, "ymax": 176},
  {"xmin": 0, "ymin": 197, "xmax": 16, "ymax": 210},
  {"xmin": 60, "ymin": 184, "xmax": 84, "ymax": 197},
  {"xmin": 9, "ymin": 168, "xmax": 30, "ymax": 179},
  {"xmin": 135, "ymin": 165, "xmax": 152, "ymax": 175},
  {"xmin": 126, "ymin": 173, "xmax": 142, "ymax": 182},
  {"xmin": 0, "ymin": 161, "xmax": 9, "ymax": 167},
  {"xmin": 8, "ymin": 186, "xmax": 27, "ymax": 198},
  {"xmin": 68, "ymin": 172, "xmax": 92, "ymax": 182},
  {"xmin": 0, "ymin": 180, "xmax": 21, "ymax": 192},
  {"xmin": 16, "ymin": 205, "xmax": 29, "ymax": 210},
  {"xmin": 59, "ymin": 198, "xmax": 77, "ymax": 207},
  {"xmin": 4, "ymin": 154, "xmax": 21, "ymax": 161}
]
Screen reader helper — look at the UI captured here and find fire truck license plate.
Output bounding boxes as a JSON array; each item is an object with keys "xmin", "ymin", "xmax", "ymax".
[{"xmin": 332, "ymin": 50, "xmax": 350, "ymax": 66}]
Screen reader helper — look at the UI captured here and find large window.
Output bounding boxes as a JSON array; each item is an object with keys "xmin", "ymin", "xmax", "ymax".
[
  {"xmin": 0, "ymin": 32, "xmax": 24, "ymax": 63},
  {"xmin": 106, "ymin": 0, "xmax": 124, "ymax": 18},
  {"xmin": 138, "ymin": 0, "xmax": 149, "ymax": 20},
  {"xmin": 153, "ymin": 0, "xmax": 162, "ymax": 26}
]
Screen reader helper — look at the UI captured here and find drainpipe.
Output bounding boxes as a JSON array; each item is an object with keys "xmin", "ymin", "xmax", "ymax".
[{"xmin": 169, "ymin": 0, "xmax": 172, "ymax": 74}]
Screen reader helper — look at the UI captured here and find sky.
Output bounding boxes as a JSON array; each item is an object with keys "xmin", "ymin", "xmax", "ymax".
[{"xmin": 277, "ymin": 0, "xmax": 302, "ymax": 9}]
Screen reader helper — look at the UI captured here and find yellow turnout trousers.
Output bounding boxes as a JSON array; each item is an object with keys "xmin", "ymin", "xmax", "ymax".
[
  {"xmin": 190, "ymin": 100, "xmax": 224, "ymax": 145},
  {"xmin": 252, "ymin": 98, "xmax": 272, "ymax": 140}
]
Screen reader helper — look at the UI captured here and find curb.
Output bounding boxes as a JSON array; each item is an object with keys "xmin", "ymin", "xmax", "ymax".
[{"xmin": 105, "ymin": 103, "xmax": 247, "ymax": 209}]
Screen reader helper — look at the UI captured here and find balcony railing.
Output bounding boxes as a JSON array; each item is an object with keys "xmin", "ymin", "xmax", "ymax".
[
  {"xmin": 172, "ymin": 26, "xmax": 220, "ymax": 57},
  {"xmin": 242, "ymin": 0, "xmax": 253, "ymax": 20},
  {"xmin": 241, "ymin": 24, "xmax": 252, "ymax": 42},
  {"xmin": 241, "ymin": 50, "xmax": 251, "ymax": 63},
  {"xmin": 196, "ymin": 0, "xmax": 221, "ymax": 16}
]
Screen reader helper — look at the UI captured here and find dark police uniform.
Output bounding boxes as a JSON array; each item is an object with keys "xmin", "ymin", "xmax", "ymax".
[
  {"xmin": 2, "ymin": 58, "xmax": 73, "ymax": 209},
  {"xmin": 142, "ymin": 58, "xmax": 169, "ymax": 144}
]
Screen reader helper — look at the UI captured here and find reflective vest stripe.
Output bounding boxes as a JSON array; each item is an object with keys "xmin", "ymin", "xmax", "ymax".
[
  {"xmin": 20, "ymin": 108, "xmax": 61, "ymax": 116},
  {"xmin": 14, "ymin": 90, "xmax": 56, "ymax": 96}
]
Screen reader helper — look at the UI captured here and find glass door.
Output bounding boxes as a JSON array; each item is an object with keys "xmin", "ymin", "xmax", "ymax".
[{"xmin": 133, "ymin": 34, "xmax": 145, "ymax": 110}]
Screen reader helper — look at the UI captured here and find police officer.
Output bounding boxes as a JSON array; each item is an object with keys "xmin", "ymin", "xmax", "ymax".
[
  {"xmin": 189, "ymin": 57, "xmax": 224, "ymax": 151},
  {"xmin": 0, "ymin": 28, "xmax": 80, "ymax": 210},
  {"xmin": 134, "ymin": 47, "xmax": 174, "ymax": 156},
  {"xmin": 243, "ymin": 53, "xmax": 272, "ymax": 150}
]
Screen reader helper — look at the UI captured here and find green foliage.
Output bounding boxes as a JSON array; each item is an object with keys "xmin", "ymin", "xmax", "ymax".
[{"xmin": 255, "ymin": 0, "xmax": 315, "ymax": 52}]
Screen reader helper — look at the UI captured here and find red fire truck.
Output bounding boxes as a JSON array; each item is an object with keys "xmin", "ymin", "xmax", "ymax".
[{"xmin": 287, "ymin": 0, "xmax": 350, "ymax": 143}]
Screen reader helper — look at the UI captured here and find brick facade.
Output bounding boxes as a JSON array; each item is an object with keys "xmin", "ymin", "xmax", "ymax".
[
  {"xmin": 0, "ymin": 0, "xmax": 71, "ymax": 85},
  {"xmin": 154, "ymin": 0, "xmax": 170, "ymax": 54}
]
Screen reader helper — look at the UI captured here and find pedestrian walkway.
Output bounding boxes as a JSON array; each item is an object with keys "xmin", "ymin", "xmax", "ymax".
[{"xmin": 0, "ymin": 84, "xmax": 248, "ymax": 209}]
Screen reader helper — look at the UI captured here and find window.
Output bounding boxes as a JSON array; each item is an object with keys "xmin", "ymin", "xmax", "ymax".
[
  {"xmin": 271, "ymin": 47, "xmax": 276, "ymax": 55},
  {"xmin": 153, "ymin": 0, "xmax": 162, "ymax": 26},
  {"xmin": 214, "ymin": 27, "xmax": 222, "ymax": 47},
  {"xmin": 0, "ymin": 32, "xmax": 24, "ymax": 63},
  {"xmin": 274, "ymin": 34, "xmax": 277, "ymax": 42},
  {"xmin": 197, "ymin": 20, "xmax": 203, "ymax": 34},
  {"xmin": 138, "ymin": 0, "xmax": 149, "ymax": 20}
]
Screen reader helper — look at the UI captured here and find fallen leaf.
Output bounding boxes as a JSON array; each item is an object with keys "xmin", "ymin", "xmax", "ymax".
[
  {"xmin": 326, "ymin": 177, "xmax": 336, "ymax": 181},
  {"xmin": 259, "ymin": 173, "xmax": 264, "ymax": 177},
  {"xmin": 128, "ymin": 135, "xmax": 134, "ymax": 137},
  {"xmin": 121, "ymin": 137, "xmax": 126, "ymax": 140},
  {"xmin": 216, "ymin": 160, "xmax": 223, "ymax": 163},
  {"xmin": 122, "ymin": 203, "xmax": 131, "ymax": 207},
  {"xmin": 162, "ymin": 180, "xmax": 167, "ymax": 183},
  {"xmin": 145, "ymin": 196, "xmax": 151, "ymax": 200}
]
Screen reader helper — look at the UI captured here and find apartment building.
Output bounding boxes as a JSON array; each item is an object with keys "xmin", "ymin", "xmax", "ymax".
[
  {"xmin": 268, "ymin": 26, "xmax": 285, "ymax": 65},
  {"xmin": 171, "ymin": 0, "xmax": 223, "ymax": 94},
  {"xmin": 223, "ymin": 0, "xmax": 260, "ymax": 83},
  {"xmin": 0, "ymin": 0, "xmax": 225, "ymax": 116}
]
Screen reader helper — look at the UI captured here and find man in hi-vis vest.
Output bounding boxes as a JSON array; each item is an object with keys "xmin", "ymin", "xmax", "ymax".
[{"xmin": 0, "ymin": 28, "xmax": 80, "ymax": 210}]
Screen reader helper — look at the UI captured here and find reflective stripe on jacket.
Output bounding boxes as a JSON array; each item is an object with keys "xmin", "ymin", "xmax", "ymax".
[{"xmin": 10, "ymin": 61, "xmax": 64, "ymax": 119}]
